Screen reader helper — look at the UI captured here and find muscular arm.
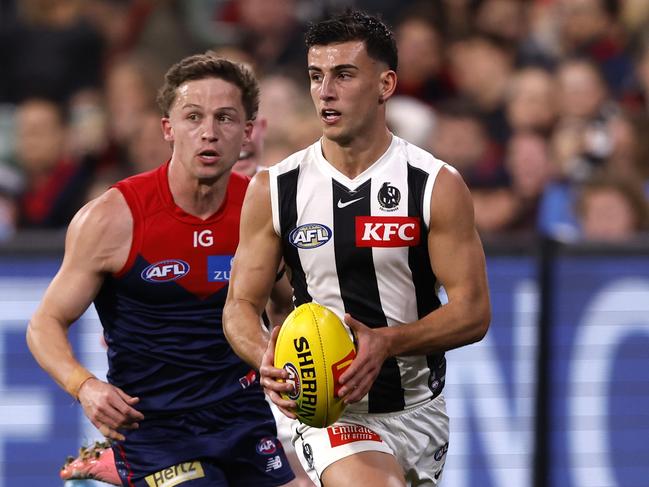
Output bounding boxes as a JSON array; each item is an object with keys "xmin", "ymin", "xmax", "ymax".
[
  {"xmin": 223, "ymin": 171, "xmax": 284, "ymax": 369},
  {"xmin": 384, "ymin": 166, "xmax": 490, "ymax": 355},
  {"xmin": 26, "ymin": 189, "xmax": 144, "ymax": 439},
  {"xmin": 340, "ymin": 166, "xmax": 491, "ymax": 400}
]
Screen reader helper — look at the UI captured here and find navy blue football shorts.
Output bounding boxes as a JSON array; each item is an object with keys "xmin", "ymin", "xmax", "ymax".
[{"xmin": 111, "ymin": 388, "xmax": 295, "ymax": 486}]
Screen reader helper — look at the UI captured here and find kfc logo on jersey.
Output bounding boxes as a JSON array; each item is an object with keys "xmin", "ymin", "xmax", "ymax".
[
  {"xmin": 355, "ymin": 216, "xmax": 420, "ymax": 247},
  {"xmin": 289, "ymin": 223, "xmax": 332, "ymax": 249},
  {"xmin": 141, "ymin": 259, "xmax": 190, "ymax": 282}
]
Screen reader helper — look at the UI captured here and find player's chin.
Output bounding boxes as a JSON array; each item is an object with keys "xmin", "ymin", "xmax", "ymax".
[
  {"xmin": 324, "ymin": 123, "xmax": 355, "ymax": 144},
  {"xmin": 195, "ymin": 164, "xmax": 229, "ymax": 181}
]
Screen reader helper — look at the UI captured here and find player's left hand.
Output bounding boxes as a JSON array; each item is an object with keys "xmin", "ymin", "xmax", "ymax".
[
  {"xmin": 337, "ymin": 314, "xmax": 390, "ymax": 404},
  {"xmin": 259, "ymin": 324, "xmax": 298, "ymax": 419}
]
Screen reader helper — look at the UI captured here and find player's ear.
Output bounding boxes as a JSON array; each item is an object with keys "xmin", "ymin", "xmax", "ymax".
[
  {"xmin": 161, "ymin": 117, "xmax": 174, "ymax": 142},
  {"xmin": 243, "ymin": 120, "xmax": 254, "ymax": 143},
  {"xmin": 378, "ymin": 70, "xmax": 397, "ymax": 104}
]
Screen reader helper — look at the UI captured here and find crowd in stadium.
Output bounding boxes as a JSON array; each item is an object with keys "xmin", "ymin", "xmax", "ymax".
[{"xmin": 2, "ymin": 0, "xmax": 649, "ymax": 243}]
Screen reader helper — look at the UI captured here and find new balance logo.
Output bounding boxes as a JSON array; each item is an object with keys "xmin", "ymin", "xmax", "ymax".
[
  {"xmin": 355, "ymin": 216, "xmax": 421, "ymax": 247},
  {"xmin": 337, "ymin": 197, "xmax": 364, "ymax": 209}
]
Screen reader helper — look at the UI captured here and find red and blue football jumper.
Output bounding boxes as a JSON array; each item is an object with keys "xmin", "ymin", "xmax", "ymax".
[{"xmin": 93, "ymin": 162, "xmax": 294, "ymax": 486}]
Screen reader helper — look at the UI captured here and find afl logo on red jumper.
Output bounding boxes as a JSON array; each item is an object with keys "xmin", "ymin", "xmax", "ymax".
[{"xmin": 141, "ymin": 259, "xmax": 190, "ymax": 282}]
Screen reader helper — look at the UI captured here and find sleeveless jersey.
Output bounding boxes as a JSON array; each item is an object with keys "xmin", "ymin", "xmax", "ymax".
[
  {"xmin": 268, "ymin": 135, "xmax": 448, "ymax": 414},
  {"xmin": 94, "ymin": 162, "xmax": 256, "ymax": 414}
]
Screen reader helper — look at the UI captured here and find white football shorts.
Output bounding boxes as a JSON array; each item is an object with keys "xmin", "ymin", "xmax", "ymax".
[{"xmin": 293, "ymin": 394, "xmax": 450, "ymax": 486}]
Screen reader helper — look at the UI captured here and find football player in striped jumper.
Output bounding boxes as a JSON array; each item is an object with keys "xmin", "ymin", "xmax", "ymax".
[
  {"xmin": 223, "ymin": 10, "xmax": 491, "ymax": 487},
  {"xmin": 27, "ymin": 54, "xmax": 299, "ymax": 487}
]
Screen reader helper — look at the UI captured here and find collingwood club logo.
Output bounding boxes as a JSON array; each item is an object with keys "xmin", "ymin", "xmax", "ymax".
[{"xmin": 378, "ymin": 182, "xmax": 400, "ymax": 211}]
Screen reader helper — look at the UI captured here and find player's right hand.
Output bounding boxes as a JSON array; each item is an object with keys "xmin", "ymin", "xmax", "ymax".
[
  {"xmin": 77, "ymin": 378, "xmax": 144, "ymax": 441},
  {"xmin": 259, "ymin": 325, "xmax": 297, "ymax": 419}
]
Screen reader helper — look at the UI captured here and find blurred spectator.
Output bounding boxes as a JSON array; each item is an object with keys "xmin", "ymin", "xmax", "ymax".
[
  {"xmin": 67, "ymin": 91, "xmax": 110, "ymax": 160},
  {"xmin": 258, "ymin": 73, "xmax": 319, "ymax": 156},
  {"xmin": 620, "ymin": 0, "xmax": 649, "ymax": 36},
  {"xmin": 552, "ymin": 58, "xmax": 618, "ymax": 180},
  {"xmin": 394, "ymin": 10, "xmax": 454, "ymax": 106},
  {"xmin": 217, "ymin": 0, "xmax": 307, "ymax": 77},
  {"xmin": 448, "ymin": 34, "xmax": 515, "ymax": 144},
  {"xmin": 475, "ymin": 0, "xmax": 527, "ymax": 45},
  {"xmin": 83, "ymin": 0, "xmax": 199, "ymax": 70},
  {"xmin": 626, "ymin": 35, "xmax": 649, "ymax": 114},
  {"xmin": 85, "ymin": 106, "xmax": 171, "ymax": 200},
  {"xmin": 0, "ymin": 0, "xmax": 104, "ymax": 104},
  {"xmin": 505, "ymin": 67, "xmax": 558, "ymax": 134},
  {"xmin": 13, "ymin": 98, "xmax": 95, "ymax": 228},
  {"xmin": 2, "ymin": 0, "xmax": 648, "ymax": 243},
  {"xmin": 472, "ymin": 131, "xmax": 556, "ymax": 235},
  {"xmin": 437, "ymin": 0, "xmax": 474, "ymax": 40},
  {"xmin": 103, "ymin": 53, "xmax": 166, "ymax": 167},
  {"xmin": 504, "ymin": 130, "xmax": 557, "ymax": 230},
  {"xmin": 605, "ymin": 110, "xmax": 649, "ymax": 181},
  {"xmin": 126, "ymin": 109, "xmax": 172, "ymax": 174},
  {"xmin": 0, "ymin": 165, "xmax": 22, "ymax": 241},
  {"xmin": 555, "ymin": 0, "xmax": 634, "ymax": 94},
  {"xmin": 575, "ymin": 174, "xmax": 649, "ymax": 241},
  {"xmin": 429, "ymin": 99, "xmax": 506, "ymax": 189},
  {"xmin": 232, "ymin": 117, "xmax": 267, "ymax": 177},
  {"xmin": 556, "ymin": 58, "xmax": 611, "ymax": 120}
]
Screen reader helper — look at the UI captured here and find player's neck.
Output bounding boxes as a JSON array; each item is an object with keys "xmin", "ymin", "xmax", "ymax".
[
  {"xmin": 167, "ymin": 163, "xmax": 229, "ymax": 220},
  {"xmin": 321, "ymin": 127, "xmax": 393, "ymax": 179}
]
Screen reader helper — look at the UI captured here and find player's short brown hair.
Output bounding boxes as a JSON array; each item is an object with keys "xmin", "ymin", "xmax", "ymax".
[{"xmin": 156, "ymin": 53, "xmax": 259, "ymax": 120}]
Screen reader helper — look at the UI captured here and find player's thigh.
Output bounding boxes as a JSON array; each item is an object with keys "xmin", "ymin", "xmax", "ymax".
[{"xmin": 321, "ymin": 451, "xmax": 406, "ymax": 487}]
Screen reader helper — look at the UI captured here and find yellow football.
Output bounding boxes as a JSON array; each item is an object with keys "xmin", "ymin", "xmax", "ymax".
[{"xmin": 274, "ymin": 302, "xmax": 356, "ymax": 428}]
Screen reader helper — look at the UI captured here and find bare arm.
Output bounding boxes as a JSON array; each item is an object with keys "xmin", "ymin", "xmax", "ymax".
[
  {"xmin": 223, "ymin": 171, "xmax": 297, "ymax": 416},
  {"xmin": 223, "ymin": 171, "xmax": 284, "ymax": 368},
  {"xmin": 26, "ymin": 189, "xmax": 144, "ymax": 440},
  {"xmin": 339, "ymin": 166, "xmax": 491, "ymax": 400}
]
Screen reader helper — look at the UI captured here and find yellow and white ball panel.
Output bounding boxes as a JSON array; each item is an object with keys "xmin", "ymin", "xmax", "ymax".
[{"xmin": 274, "ymin": 302, "xmax": 356, "ymax": 428}]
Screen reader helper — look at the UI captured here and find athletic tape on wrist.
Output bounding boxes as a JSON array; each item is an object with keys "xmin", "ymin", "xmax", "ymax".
[{"xmin": 65, "ymin": 366, "xmax": 96, "ymax": 400}]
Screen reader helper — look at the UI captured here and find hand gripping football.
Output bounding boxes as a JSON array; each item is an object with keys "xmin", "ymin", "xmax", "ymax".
[{"xmin": 274, "ymin": 302, "xmax": 356, "ymax": 428}]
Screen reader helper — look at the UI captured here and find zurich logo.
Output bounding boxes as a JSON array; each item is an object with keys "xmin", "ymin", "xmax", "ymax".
[
  {"xmin": 141, "ymin": 259, "xmax": 190, "ymax": 282},
  {"xmin": 256, "ymin": 437, "xmax": 277, "ymax": 455},
  {"xmin": 289, "ymin": 223, "xmax": 332, "ymax": 249}
]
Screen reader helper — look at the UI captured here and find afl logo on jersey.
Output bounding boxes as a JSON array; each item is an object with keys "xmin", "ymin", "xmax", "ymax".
[
  {"xmin": 256, "ymin": 437, "xmax": 278, "ymax": 455},
  {"xmin": 141, "ymin": 259, "xmax": 190, "ymax": 282},
  {"xmin": 378, "ymin": 182, "xmax": 400, "ymax": 211},
  {"xmin": 289, "ymin": 223, "xmax": 332, "ymax": 249}
]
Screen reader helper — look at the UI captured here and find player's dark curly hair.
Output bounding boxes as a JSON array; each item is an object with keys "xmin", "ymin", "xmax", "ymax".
[
  {"xmin": 156, "ymin": 52, "xmax": 259, "ymax": 120},
  {"xmin": 305, "ymin": 10, "xmax": 398, "ymax": 71}
]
